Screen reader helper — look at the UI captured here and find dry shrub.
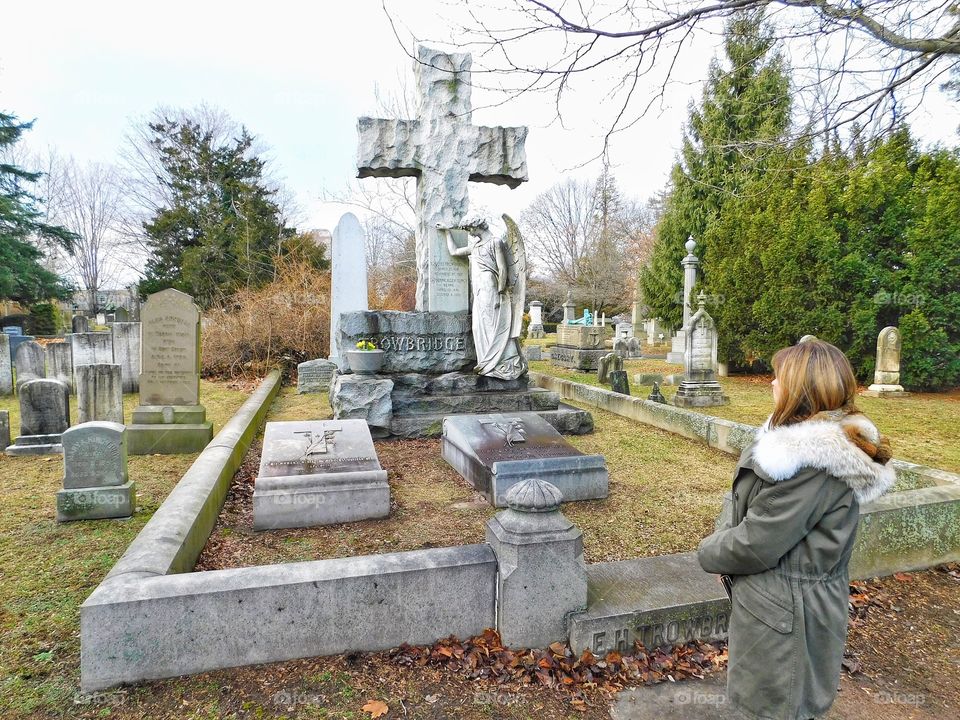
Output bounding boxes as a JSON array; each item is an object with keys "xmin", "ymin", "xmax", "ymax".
[{"xmin": 202, "ymin": 256, "xmax": 330, "ymax": 380}]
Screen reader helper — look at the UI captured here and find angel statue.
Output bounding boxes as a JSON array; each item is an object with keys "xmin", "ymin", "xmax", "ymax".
[{"xmin": 436, "ymin": 214, "xmax": 527, "ymax": 381}]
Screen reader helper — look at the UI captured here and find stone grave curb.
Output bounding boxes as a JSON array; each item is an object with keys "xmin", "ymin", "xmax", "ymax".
[
  {"xmin": 529, "ymin": 371, "xmax": 960, "ymax": 578},
  {"xmin": 100, "ymin": 369, "xmax": 281, "ymax": 583}
]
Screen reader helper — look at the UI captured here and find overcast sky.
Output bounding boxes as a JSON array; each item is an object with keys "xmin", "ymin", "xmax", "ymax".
[{"xmin": 3, "ymin": 0, "xmax": 959, "ymax": 240}]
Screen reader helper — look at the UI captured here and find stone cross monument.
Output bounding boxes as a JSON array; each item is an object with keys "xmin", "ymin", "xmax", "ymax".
[{"xmin": 357, "ymin": 46, "xmax": 528, "ymax": 312}]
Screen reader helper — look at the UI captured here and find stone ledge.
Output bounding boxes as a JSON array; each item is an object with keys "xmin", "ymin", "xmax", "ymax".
[
  {"xmin": 100, "ymin": 370, "xmax": 281, "ymax": 583},
  {"xmin": 81, "ymin": 544, "xmax": 496, "ymax": 691}
]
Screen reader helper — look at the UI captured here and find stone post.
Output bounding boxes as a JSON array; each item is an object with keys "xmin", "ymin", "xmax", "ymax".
[
  {"xmin": 528, "ymin": 301, "xmax": 545, "ymax": 338},
  {"xmin": 681, "ymin": 236, "xmax": 700, "ymax": 329},
  {"xmin": 485, "ymin": 479, "xmax": 587, "ymax": 648},
  {"xmin": 562, "ymin": 293, "xmax": 575, "ymax": 325},
  {"xmin": 0, "ymin": 334, "xmax": 11, "ymax": 396}
]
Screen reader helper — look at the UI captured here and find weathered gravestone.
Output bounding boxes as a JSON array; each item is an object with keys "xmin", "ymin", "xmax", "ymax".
[
  {"xmin": 610, "ymin": 370, "xmax": 630, "ymax": 396},
  {"xmin": 523, "ymin": 344, "xmax": 542, "ymax": 362},
  {"xmin": 111, "ymin": 322, "xmax": 141, "ymax": 394},
  {"xmin": 527, "ymin": 301, "xmax": 545, "ymax": 338},
  {"xmin": 0, "ymin": 334, "xmax": 13, "ymax": 396},
  {"xmin": 597, "ymin": 352, "xmax": 622, "ymax": 385},
  {"xmin": 329, "ymin": 213, "xmax": 369, "ymax": 367},
  {"xmin": 77, "ymin": 364, "xmax": 124, "ymax": 424},
  {"xmin": 864, "ymin": 326, "xmax": 907, "ymax": 398},
  {"xmin": 14, "ymin": 340, "xmax": 45, "ymax": 391},
  {"xmin": 127, "ymin": 289, "xmax": 213, "ymax": 455},
  {"xmin": 297, "ymin": 358, "xmax": 337, "ymax": 394},
  {"xmin": 113, "ymin": 307, "xmax": 130, "ymax": 322},
  {"xmin": 56, "ymin": 422, "xmax": 135, "ymax": 522},
  {"xmin": 357, "ymin": 45, "xmax": 527, "ymax": 312},
  {"xmin": 5, "ymin": 379, "xmax": 70, "ymax": 455},
  {"xmin": 615, "ymin": 322, "xmax": 634, "ymax": 340},
  {"xmin": 252, "ymin": 419, "xmax": 390, "ymax": 530},
  {"xmin": 46, "ymin": 342, "xmax": 73, "ymax": 391},
  {"xmin": 0, "ymin": 410, "xmax": 9, "ymax": 451},
  {"xmin": 648, "ymin": 382, "xmax": 667, "ymax": 404},
  {"xmin": 673, "ymin": 293, "xmax": 729, "ymax": 408},
  {"xmin": 70, "ymin": 332, "xmax": 114, "ymax": 386},
  {"xmin": 442, "ymin": 411, "xmax": 608, "ymax": 507},
  {"xmin": 72, "ymin": 315, "xmax": 90, "ymax": 333}
]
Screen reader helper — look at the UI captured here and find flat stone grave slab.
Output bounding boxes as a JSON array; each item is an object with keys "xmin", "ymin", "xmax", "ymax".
[
  {"xmin": 441, "ymin": 411, "xmax": 608, "ymax": 507},
  {"xmin": 253, "ymin": 419, "xmax": 389, "ymax": 530},
  {"xmin": 568, "ymin": 552, "xmax": 730, "ymax": 656}
]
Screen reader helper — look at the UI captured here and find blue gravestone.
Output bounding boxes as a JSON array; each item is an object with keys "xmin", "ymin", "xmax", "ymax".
[{"xmin": 3, "ymin": 327, "xmax": 23, "ymax": 336}]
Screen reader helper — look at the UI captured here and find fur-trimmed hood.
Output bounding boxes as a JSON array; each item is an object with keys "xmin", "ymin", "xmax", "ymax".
[{"xmin": 752, "ymin": 410, "xmax": 896, "ymax": 504}]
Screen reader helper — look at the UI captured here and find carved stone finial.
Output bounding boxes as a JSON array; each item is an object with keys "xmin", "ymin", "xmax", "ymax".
[
  {"xmin": 685, "ymin": 236, "xmax": 696, "ymax": 255},
  {"xmin": 505, "ymin": 478, "xmax": 563, "ymax": 513},
  {"xmin": 697, "ymin": 290, "xmax": 707, "ymax": 310}
]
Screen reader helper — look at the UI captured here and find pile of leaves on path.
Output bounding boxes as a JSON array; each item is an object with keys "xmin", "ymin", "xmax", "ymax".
[{"xmin": 389, "ymin": 628, "xmax": 727, "ymax": 698}]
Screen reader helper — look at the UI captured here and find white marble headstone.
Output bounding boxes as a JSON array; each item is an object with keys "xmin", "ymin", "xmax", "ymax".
[{"xmin": 329, "ymin": 213, "xmax": 369, "ymax": 366}]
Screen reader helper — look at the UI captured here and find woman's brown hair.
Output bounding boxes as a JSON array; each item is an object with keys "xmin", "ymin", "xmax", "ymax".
[{"xmin": 770, "ymin": 340, "xmax": 858, "ymax": 427}]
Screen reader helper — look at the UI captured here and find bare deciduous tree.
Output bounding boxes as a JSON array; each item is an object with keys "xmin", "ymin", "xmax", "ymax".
[
  {"xmin": 395, "ymin": 0, "xmax": 960, "ymax": 147},
  {"xmin": 50, "ymin": 159, "xmax": 129, "ymax": 312}
]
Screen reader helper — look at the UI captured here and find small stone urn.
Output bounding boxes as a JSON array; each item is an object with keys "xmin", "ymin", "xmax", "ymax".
[{"xmin": 345, "ymin": 349, "xmax": 385, "ymax": 375}]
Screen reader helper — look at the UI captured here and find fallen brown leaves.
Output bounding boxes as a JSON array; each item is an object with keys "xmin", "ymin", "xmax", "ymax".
[{"xmin": 389, "ymin": 628, "xmax": 726, "ymax": 700}]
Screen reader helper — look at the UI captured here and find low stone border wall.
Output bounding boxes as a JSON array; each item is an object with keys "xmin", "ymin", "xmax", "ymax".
[
  {"xmin": 103, "ymin": 370, "xmax": 282, "ymax": 581},
  {"xmin": 530, "ymin": 371, "xmax": 960, "ymax": 578},
  {"xmin": 82, "ymin": 544, "xmax": 496, "ymax": 690}
]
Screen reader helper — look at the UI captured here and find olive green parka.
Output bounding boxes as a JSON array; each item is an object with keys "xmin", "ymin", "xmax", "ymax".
[{"xmin": 698, "ymin": 411, "xmax": 895, "ymax": 720}]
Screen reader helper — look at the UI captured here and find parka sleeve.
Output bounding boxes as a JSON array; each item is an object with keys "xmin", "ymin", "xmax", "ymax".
[{"xmin": 697, "ymin": 468, "xmax": 834, "ymax": 576}]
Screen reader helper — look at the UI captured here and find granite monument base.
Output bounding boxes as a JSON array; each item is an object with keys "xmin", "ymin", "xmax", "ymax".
[
  {"xmin": 863, "ymin": 383, "xmax": 909, "ymax": 398},
  {"xmin": 442, "ymin": 411, "xmax": 608, "ymax": 507},
  {"xmin": 5, "ymin": 433, "xmax": 64, "ymax": 456},
  {"xmin": 673, "ymin": 381, "xmax": 729, "ymax": 408},
  {"xmin": 549, "ymin": 346, "xmax": 609, "ymax": 372},
  {"xmin": 56, "ymin": 481, "xmax": 136, "ymax": 522},
  {"xmin": 126, "ymin": 404, "xmax": 214, "ymax": 455},
  {"xmin": 329, "ymin": 351, "xmax": 594, "ymax": 439},
  {"xmin": 253, "ymin": 419, "xmax": 390, "ymax": 530}
]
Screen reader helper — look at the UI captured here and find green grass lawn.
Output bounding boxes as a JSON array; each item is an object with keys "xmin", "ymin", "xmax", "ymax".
[
  {"xmin": 529, "ymin": 343, "xmax": 960, "ymax": 473},
  {"xmin": 0, "ymin": 380, "xmax": 250, "ymax": 719}
]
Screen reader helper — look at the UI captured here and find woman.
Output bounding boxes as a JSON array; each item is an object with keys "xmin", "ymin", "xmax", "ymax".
[{"xmin": 698, "ymin": 339, "xmax": 895, "ymax": 720}]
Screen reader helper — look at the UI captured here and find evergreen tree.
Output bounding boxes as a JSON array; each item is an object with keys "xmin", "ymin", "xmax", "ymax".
[
  {"xmin": 140, "ymin": 116, "xmax": 295, "ymax": 306},
  {"xmin": 639, "ymin": 10, "xmax": 791, "ymax": 331},
  {"xmin": 0, "ymin": 112, "xmax": 74, "ymax": 303}
]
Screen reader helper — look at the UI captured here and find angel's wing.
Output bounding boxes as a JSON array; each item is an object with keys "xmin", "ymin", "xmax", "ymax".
[{"xmin": 502, "ymin": 213, "xmax": 526, "ymax": 338}]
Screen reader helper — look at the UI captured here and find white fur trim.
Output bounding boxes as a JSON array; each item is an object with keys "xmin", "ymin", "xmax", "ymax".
[{"xmin": 752, "ymin": 417, "xmax": 896, "ymax": 504}]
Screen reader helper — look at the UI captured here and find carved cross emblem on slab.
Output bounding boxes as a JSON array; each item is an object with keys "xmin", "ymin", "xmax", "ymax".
[
  {"xmin": 479, "ymin": 417, "xmax": 527, "ymax": 447},
  {"xmin": 295, "ymin": 424, "xmax": 342, "ymax": 459}
]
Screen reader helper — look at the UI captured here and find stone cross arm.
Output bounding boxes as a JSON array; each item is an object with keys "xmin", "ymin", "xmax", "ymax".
[{"xmin": 357, "ymin": 116, "xmax": 528, "ymax": 188}]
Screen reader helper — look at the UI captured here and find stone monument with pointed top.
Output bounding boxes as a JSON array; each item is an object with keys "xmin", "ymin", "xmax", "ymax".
[
  {"xmin": 673, "ymin": 292, "xmax": 729, "ymax": 407},
  {"xmin": 329, "ymin": 213, "xmax": 369, "ymax": 368}
]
